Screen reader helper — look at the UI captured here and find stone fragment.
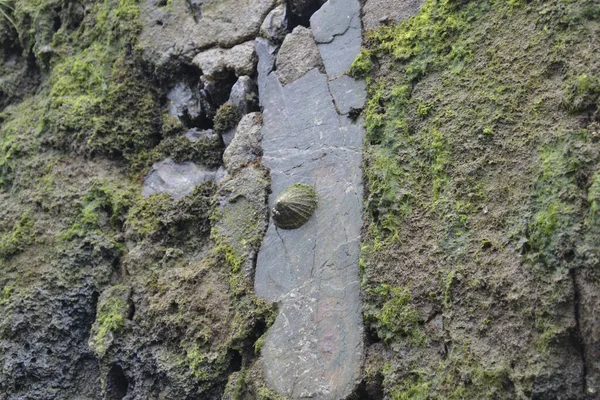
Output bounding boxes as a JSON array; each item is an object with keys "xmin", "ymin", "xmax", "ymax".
[
  {"xmin": 142, "ymin": 159, "xmax": 216, "ymax": 199},
  {"xmin": 167, "ymin": 82, "xmax": 204, "ymax": 127},
  {"xmin": 255, "ymin": 38, "xmax": 278, "ymax": 103},
  {"xmin": 192, "ymin": 41, "xmax": 257, "ymax": 79},
  {"xmin": 328, "ymin": 75, "xmax": 367, "ymax": 115},
  {"xmin": 139, "ymin": 0, "xmax": 277, "ymax": 66},
  {"xmin": 362, "ymin": 0, "xmax": 425, "ymax": 30},
  {"xmin": 275, "ymin": 26, "xmax": 323, "ymax": 86},
  {"xmin": 223, "ymin": 112, "xmax": 263, "ymax": 173},
  {"xmin": 260, "ymin": 4, "xmax": 287, "ymax": 42},
  {"xmin": 310, "ymin": 0, "xmax": 360, "ymax": 44},
  {"xmin": 228, "ymin": 76, "xmax": 258, "ymax": 116},
  {"xmin": 311, "ymin": 0, "xmax": 362, "ymax": 79}
]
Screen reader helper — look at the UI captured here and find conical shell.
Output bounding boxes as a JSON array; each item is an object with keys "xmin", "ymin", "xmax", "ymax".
[{"xmin": 272, "ymin": 184, "xmax": 317, "ymax": 229}]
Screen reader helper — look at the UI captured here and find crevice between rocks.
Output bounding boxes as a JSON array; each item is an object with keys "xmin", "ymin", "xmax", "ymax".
[{"xmin": 570, "ymin": 268, "xmax": 589, "ymax": 396}]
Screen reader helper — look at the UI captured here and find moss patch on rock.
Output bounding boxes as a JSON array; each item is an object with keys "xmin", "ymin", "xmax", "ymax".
[{"xmin": 359, "ymin": 0, "xmax": 600, "ymax": 397}]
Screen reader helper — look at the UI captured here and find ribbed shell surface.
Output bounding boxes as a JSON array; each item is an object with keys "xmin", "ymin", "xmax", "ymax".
[{"xmin": 272, "ymin": 184, "xmax": 318, "ymax": 229}]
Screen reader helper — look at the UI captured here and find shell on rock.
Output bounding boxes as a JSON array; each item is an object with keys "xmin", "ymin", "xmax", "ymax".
[{"xmin": 272, "ymin": 183, "xmax": 317, "ymax": 229}]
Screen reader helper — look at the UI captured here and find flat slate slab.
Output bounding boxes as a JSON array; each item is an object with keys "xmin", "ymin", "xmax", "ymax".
[{"xmin": 254, "ymin": 0, "xmax": 366, "ymax": 398}]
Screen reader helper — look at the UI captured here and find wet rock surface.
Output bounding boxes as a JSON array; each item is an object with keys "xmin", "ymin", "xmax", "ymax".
[
  {"xmin": 142, "ymin": 158, "xmax": 216, "ymax": 199},
  {"xmin": 254, "ymin": 0, "xmax": 366, "ymax": 397}
]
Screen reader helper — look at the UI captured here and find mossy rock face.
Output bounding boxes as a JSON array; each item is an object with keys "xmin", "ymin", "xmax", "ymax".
[{"xmin": 272, "ymin": 183, "xmax": 317, "ymax": 229}]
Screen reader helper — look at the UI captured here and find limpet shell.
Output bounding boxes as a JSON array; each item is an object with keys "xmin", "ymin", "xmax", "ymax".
[{"xmin": 272, "ymin": 183, "xmax": 317, "ymax": 229}]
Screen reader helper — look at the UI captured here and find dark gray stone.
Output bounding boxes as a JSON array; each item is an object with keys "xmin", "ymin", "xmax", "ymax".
[
  {"xmin": 142, "ymin": 159, "xmax": 216, "ymax": 199},
  {"xmin": 315, "ymin": 21, "xmax": 362, "ymax": 79},
  {"xmin": 228, "ymin": 76, "xmax": 258, "ymax": 116},
  {"xmin": 255, "ymin": 38, "xmax": 278, "ymax": 105},
  {"xmin": 310, "ymin": 0, "xmax": 362, "ymax": 78},
  {"xmin": 167, "ymin": 83, "xmax": 204, "ymax": 127},
  {"xmin": 275, "ymin": 26, "xmax": 323, "ymax": 86},
  {"xmin": 328, "ymin": 75, "xmax": 367, "ymax": 115},
  {"xmin": 310, "ymin": 0, "xmax": 360, "ymax": 44}
]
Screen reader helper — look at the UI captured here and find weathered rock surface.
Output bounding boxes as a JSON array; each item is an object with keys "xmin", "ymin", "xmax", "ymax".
[
  {"xmin": 362, "ymin": 0, "xmax": 425, "ymax": 30},
  {"xmin": 223, "ymin": 113, "xmax": 263, "ymax": 174},
  {"xmin": 139, "ymin": 0, "xmax": 277, "ymax": 65},
  {"xmin": 260, "ymin": 4, "xmax": 288, "ymax": 42},
  {"xmin": 275, "ymin": 26, "xmax": 324, "ymax": 86},
  {"xmin": 142, "ymin": 159, "xmax": 216, "ymax": 199},
  {"xmin": 193, "ymin": 41, "xmax": 257, "ymax": 79},
  {"xmin": 255, "ymin": 0, "xmax": 366, "ymax": 397}
]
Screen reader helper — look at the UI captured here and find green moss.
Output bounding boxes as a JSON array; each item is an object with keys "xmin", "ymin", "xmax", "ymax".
[
  {"xmin": 126, "ymin": 182, "xmax": 216, "ymax": 244},
  {"xmin": 384, "ymin": 347, "xmax": 512, "ymax": 399},
  {"xmin": 153, "ymin": 133, "xmax": 223, "ymax": 168},
  {"xmin": 564, "ymin": 74, "xmax": 600, "ymax": 113},
  {"xmin": 348, "ymin": 49, "xmax": 373, "ymax": 79},
  {"xmin": 0, "ymin": 284, "xmax": 14, "ymax": 306},
  {"xmin": 213, "ymin": 102, "xmax": 241, "ymax": 134},
  {"xmin": 89, "ymin": 287, "xmax": 130, "ymax": 357},
  {"xmin": 365, "ymin": 285, "xmax": 424, "ymax": 345},
  {"xmin": 0, "ymin": 212, "xmax": 35, "ymax": 259}
]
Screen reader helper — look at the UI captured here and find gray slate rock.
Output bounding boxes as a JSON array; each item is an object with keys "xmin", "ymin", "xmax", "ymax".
[
  {"xmin": 142, "ymin": 159, "xmax": 216, "ymax": 199},
  {"xmin": 139, "ymin": 0, "xmax": 277, "ymax": 65},
  {"xmin": 311, "ymin": 0, "xmax": 362, "ymax": 79},
  {"xmin": 255, "ymin": 0, "xmax": 367, "ymax": 396},
  {"xmin": 328, "ymin": 75, "xmax": 367, "ymax": 115},
  {"xmin": 223, "ymin": 112, "xmax": 263, "ymax": 174},
  {"xmin": 167, "ymin": 82, "xmax": 204, "ymax": 127},
  {"xmin": 228, "ymin": 76, "xmax": 258, "ymax": 116},
  {"xmin": 275, "ymin": 26, "xmax": 323, "ymax": 86},
  {"xmin": 255, "ymin": 38, "xmax": 278, "ymax": 105},
  {"xmin": 260, "ymin": 4, "xmax": 288, "ymax": 42},
  {"xmin": 363, "ymin": 0, "xmax": 425, "ymax": 30},
  {"xmin": 310, "ymin": 0, "xmax": 360, "ymax": 44},
  {"xmin": 193, "ymin": 41, "xmax": 257, "ymax": 79}
]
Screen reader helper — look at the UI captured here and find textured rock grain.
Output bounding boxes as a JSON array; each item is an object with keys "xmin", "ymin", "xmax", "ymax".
[
  {"xmin": 139, "ymin": 0, "xmax": 277, "ymax": 65},
  {"xmin": 275, "ymin": 26, "xmax": 324, "ymax": 86}
]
